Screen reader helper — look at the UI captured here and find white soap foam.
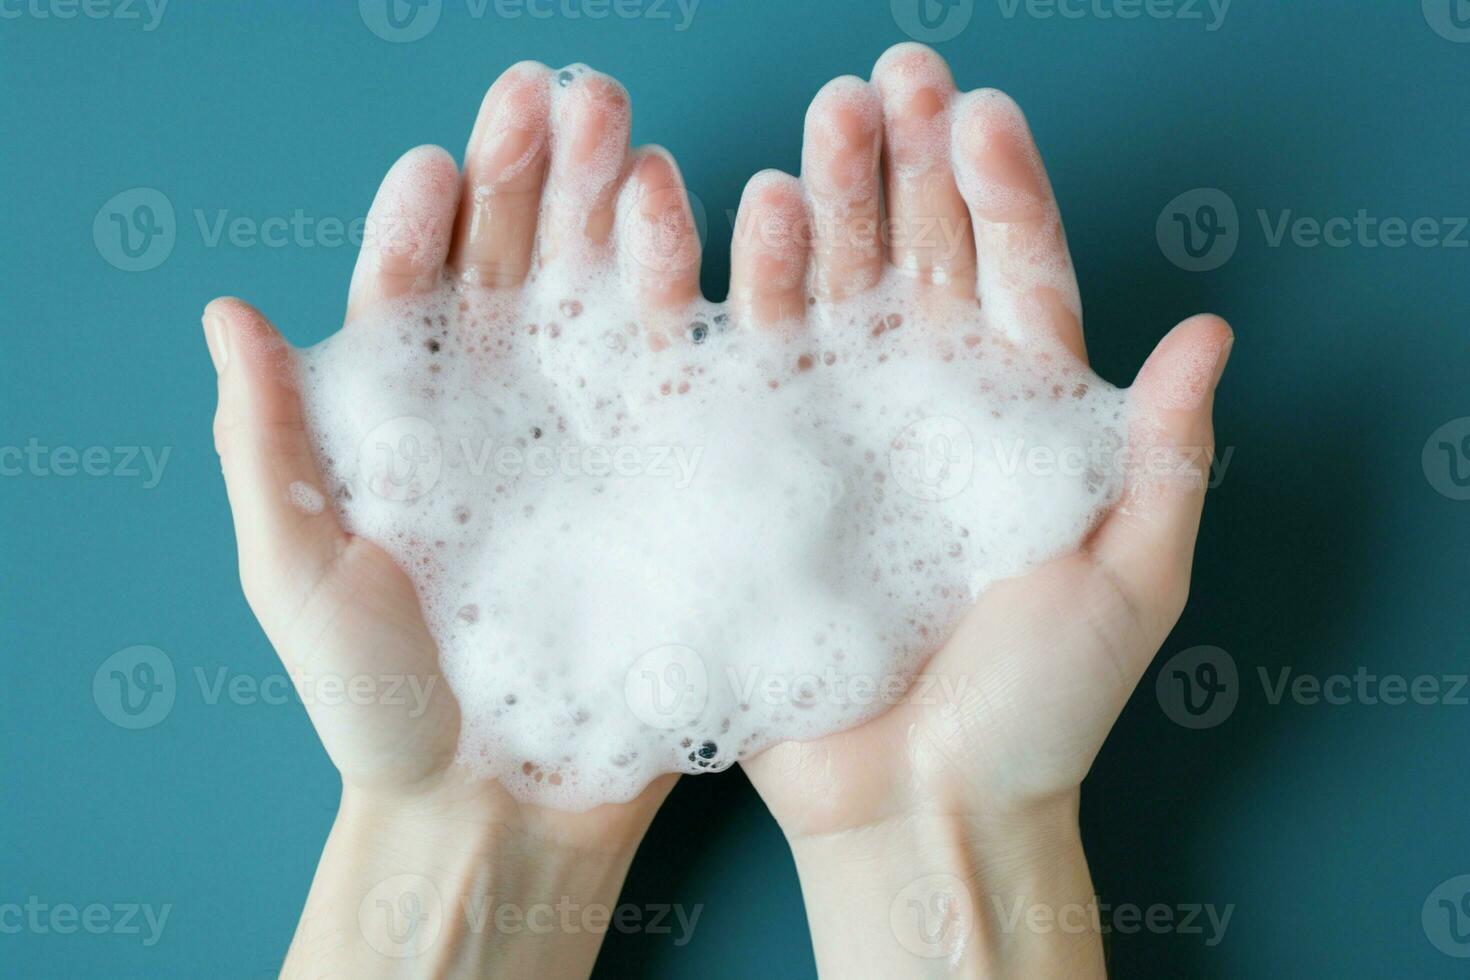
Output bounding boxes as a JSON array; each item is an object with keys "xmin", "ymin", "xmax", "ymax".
[
  {"xmin": 287, "ymin": 480, "xmax": 325, "ymax": 515},
  {"xmin": 298, "ymin": 263, "xmax": 1129, "ymax": 809}
]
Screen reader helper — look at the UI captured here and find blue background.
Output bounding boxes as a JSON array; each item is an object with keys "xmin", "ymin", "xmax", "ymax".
[{"xmin": 5, "ymin": 1, "xmax": 1470, "ymax": 976}]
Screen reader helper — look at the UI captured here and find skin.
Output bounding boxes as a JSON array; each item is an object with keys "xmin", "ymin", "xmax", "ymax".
[{"xmin": 204, "ymin": 44, "xmax": 1231, "ymax": 979}]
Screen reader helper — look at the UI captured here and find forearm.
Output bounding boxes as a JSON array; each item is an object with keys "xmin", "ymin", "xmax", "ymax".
[
  {"xmin": 281, "ymin": 792, "xmax": 638, "ymax": 980},
  {"xmin": 787, "ymin": 794, "xmax": 1105, "ymax": 979}
]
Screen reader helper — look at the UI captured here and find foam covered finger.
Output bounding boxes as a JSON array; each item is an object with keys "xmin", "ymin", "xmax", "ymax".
[
  {"xmin": 451, "ymin": 61, "xmax": 552, "ymax": 288},
  {"xmin": 539, "ymin": 68, "xmax": 633, "ymax": 263},
  {"xmin": 729, "ymin": 170, "xmax": 812, "ymax": 329},
  {"xmin": 802, "ymin": 77, "xmax": 884, "ymax": 303},
  {"xmin": 347, "ymin": 146, "xmax": 461, "ymax": 322},
  {"xmin": 871, "ymin": 43, "xmax": 975, "ymax": 297},
  {"xmin": 615, "ymin": 147, "xmax": 702, "ymax": 316},
  {"xmin": 951, "ymin": 89, "xmax": 1085, "ymax": 361}
]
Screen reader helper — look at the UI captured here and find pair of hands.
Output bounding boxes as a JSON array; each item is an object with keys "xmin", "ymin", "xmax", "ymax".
[{"xmin": 204, "ymin": 43, "xmax": 1230, "ymax": 978}]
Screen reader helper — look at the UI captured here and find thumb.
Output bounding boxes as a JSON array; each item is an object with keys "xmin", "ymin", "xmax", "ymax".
[
  {"xmin": 1089, "ymin": 313, "xmax": 1234, "ymax": 639},
  {"xmin": 205, "ymin": 298, "xmax": 461, "ymax": 788},
  {"xmin": 204, "ymin": 297, "xmax": 348, "ymax": 633}
]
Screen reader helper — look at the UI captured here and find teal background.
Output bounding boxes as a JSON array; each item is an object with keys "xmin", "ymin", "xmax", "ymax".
[{"xmin": 4, "ymin": 1, "xmax": 1470, "ymax": 976}]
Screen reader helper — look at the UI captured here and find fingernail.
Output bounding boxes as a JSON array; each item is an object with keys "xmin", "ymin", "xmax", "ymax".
[{"xmin": 205, "ymin": 313, "xmax": 230, "ymax": 373}]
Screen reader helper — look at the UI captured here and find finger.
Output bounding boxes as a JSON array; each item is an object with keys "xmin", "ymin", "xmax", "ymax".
[
  {"xmin": 871, "ymin": 42, "xmax": 975, "ymax": 299},
  {"xmin": 801, "ymin": 76, "xmax": 884, "ymax": 303},
  {"xmin": 951, "ymin": 89, "xmax": 1085, "ymax": 362},
  {"xmin": 450, "ymin": 61, "xmax": 552, "ymax": 288},
  {"xmin": 616, "ymin": 147, "xmax": 702, "ymax": 324},
  {"xmin": 203, "ymin": 297, "xmax": 349, "ymax": 622},
  {"xmin": 539, "ymin": 67, "xmax": 632, "ymax": 264},
  {"xmin": 346, "ymin": 145, "xmax": 461, "ymax": 322},
  {"xmin": 1089, "ymin": 314, "xmax": 1234, "ymax": 636},
  {"xmin": 729, "ymin": 169, "xmax": 811, "ymax": 329}
]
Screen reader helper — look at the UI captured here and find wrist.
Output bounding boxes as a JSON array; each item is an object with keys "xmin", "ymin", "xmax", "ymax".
[
  {"xmin": 785, "ymin": 793, "xmax": 1106, "ymax": 979},
  {"xmin": 338, "ymin": 773, "xmax": 656, "ymax": 863},
  {"xmin": 282, "ymin": 786, "xmax": 643, "ymax": 980}
]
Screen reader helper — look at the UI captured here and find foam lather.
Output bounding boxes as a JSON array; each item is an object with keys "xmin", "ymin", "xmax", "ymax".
[{"xmin": 299, "ymin": 264, "xmax": 1129, "ymax": 809}]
